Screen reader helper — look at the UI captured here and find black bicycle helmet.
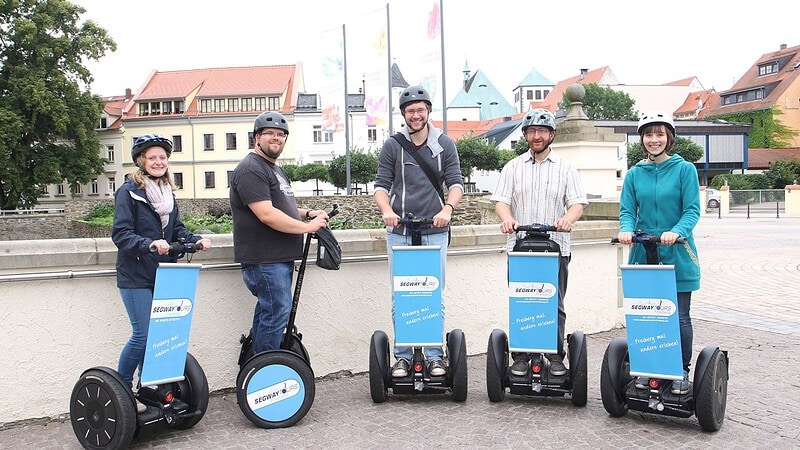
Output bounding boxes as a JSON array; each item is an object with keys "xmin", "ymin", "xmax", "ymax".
[
  {"xmin": 399, "ymin": 85, "xmax": 432, "ymax": 112},
  {"xmin": 253, "ymin": 111, "xmax": 290, "ymax": 135},
  {"xmin": 131, "ymin": 134, "xmax": 173, "ymax": 163}
]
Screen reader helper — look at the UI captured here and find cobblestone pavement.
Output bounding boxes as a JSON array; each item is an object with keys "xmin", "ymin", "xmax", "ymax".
[{"xmin": 3, "ymin": 215, "xmax": 799, "ymax": 449}]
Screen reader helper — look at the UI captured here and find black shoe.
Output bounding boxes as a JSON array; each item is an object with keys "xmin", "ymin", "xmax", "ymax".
[
  {"xmin": 510, "ymin": 358, "xmax": 529, "ymax": 376},
  {"xmin": 671, "ymin": 370, "xmax": 691, "ymax": 394},
  {"xmin": 548, "ymin": 357, "xmax": 567, "ymax": 376},
  {"xmin": 391, "ymin": 358, "xmax": 410, "ymax": 378},
  {"xmin": 428, "ymin": 359, "xmax": 447, "ymax": 376},
  {"xmin": 634, "ymin": 376, "xmax": 650, "ymax": 389}
]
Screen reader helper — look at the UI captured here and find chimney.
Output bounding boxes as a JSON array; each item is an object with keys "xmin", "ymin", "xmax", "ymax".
[
  {"xmin": 125, "ymin": 88, "xmax": 132, "ymax": 100},
  {"xmin": 780, "ymin": 43, "xmax": 787, "ymax": 50},
  {"xmin": 580, "ymin": 68, "xmax": 588, "ymax": 80}
]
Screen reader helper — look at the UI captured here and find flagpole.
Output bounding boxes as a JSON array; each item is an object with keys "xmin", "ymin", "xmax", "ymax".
[
  {"xmin": 439, "ymin": 0, "xmax": 447, "ymax": 135},
  {"xmin": 386, "ymin": 3, "xmax": 393, "ymax": 136},
  {"xmin": 343, "ymin": 24, "xmax": 351, "ymax": 195}
]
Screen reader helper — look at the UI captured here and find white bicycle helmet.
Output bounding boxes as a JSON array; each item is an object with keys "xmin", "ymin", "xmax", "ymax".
[{"xmin": 637, "ymin": 111, "xmax": 675, "ymax": 135}]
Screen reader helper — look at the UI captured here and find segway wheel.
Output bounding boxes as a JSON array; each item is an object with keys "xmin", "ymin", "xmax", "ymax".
[
  {"xmin": 70, "ymin": 369, "xmax": 136, "ymax": 449},
  {"xmin": 485, "ymin": 329, "xmax": 508, "ymax": 402},
  {"xmin": 369, "ymin": 331, "xmax": 389, "ymax": 403},
  {"xmin": 237, "ymin": 350, "xmax": 315, "ymax": 429},
  {"xmin": 174, "ymin": 353, "xmax": 209, "ymax": 430},
  {"xmin": 600, "ymin": 337, "xmax": 630, "ymax": 417},
  {"xmin": 695, "ymin": 347, "xmax": 729, "ymax": 432},
  {"xmin": 568, "ymin": 332, "xmax": 588, "ymax": 407},
  {"xmin": 447, "ymin": 329, "xmax": 468, "ymax": 402}
]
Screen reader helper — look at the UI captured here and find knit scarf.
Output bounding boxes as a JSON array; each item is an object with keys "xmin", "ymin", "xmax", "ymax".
[{"xmin": 144, "ymin": 177, "xmax": 174, "ymax": 229}]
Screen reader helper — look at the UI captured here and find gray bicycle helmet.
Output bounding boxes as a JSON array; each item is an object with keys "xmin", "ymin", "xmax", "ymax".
[
  {"xmin": 521, "ymin": 108, "xmax": 556, "ymax": 132},
  {"xmin": 131, "ymin": 134, "xmax": 173, "ymax": 163},
  {"xmin": 253, "ymin": 111, "xmax": 289, "ymax": 135},
  {"xmin": 399, "ymin": 85, "xmax": 432, "ymax": 112},
  {"xmin": 637, "ymin": 111, "xmax": 675, "ymax": 135}
]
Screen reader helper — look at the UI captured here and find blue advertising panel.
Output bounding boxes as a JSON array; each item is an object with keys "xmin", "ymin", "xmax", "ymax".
[
  {"xmin": 507, "ymin": 252, "xmax": 559, "ymax": 353},
  {"xmin": 392, "ymin": 246, "xmax": 443, "ymax": 347},
  {"xmin": 244, "ymin": 364, "xmax": 307, "ymax": 422},
  {"xmin": 140, "ymin": 263, "xmax": 202, "ymax": 386},
  {"xmin": 620, "ymin": 265, "xmax": 683, "ymax": 380}
]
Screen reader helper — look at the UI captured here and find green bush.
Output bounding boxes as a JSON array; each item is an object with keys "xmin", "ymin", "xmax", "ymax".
[
  {"xmin": 182, "ymin": 214, "xmax": 232, "ymax": 233},
  {"xmin": 82, "ymin": 203, "xmax": 115, "ymax": 227}
]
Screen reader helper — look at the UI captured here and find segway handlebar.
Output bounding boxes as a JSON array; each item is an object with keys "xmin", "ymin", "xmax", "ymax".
[
  {"xmin": 610, "ymin": 231, "xmax": 686, "ymax": 245},
  {"xmin": 514, "ymin": 224, "xmax": 558, "ymax": 233},
  {"xmin": 150, "ymin": 241, "xmax": 204, "ymax": 257},
  {"xmin": 308, "ymin": 203, "xmax": 339, "ymax": 220}
]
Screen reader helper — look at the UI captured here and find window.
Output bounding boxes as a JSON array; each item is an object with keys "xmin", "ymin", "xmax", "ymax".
[
  {"xmin": 57, "ymin": 184, "xmax": 65, "ymax": 195},
  {"xmin": 535, "ymin": 90, "xmax": 542, "ymax": 100},
  {"xmin": 214, "ymin": 99, "xmax": 225, "ymax": 112},
  {"xmin": 367, "ymin": 126, "xmax": 377, "ymax": 143},
  {"xmin": 204, "ymin": 171, "xmax": 215, "ymax": 189},
  {"xmin": 543, "ymin": 89, "xmax": 550, "ymax": 98},
  {"xmin": 241, "ymin": 98, "xmax": 252, "ymax": 111},
  {"xmin": 204, "ymin": 134, "xmax": 214, "ymax": 151},
  {"xmin": 100, "ymin": 117, "xmax": 108, "ymax": 129},
  {"xmin": 106, "ymin": 145, "xmax": 115, "ymax": 162},
  {"xmin": 42, "ymin": 185, "xmax": 49, "ymax": 195},
  {"xmin": 226, "ymin": 132, "xmax": 237, "ymax": 150},
  {"xmin": 248, "ymin": 132, "xmax": 255, "ymax": 149},
  {"xmin": 268, "ymin": 96, "xmax": 280, "ymax": 110},
  {"xmin": 200, "ymin": 99, "xmax": 212, "ymax": 113},
  {"xmin": 174, "ymin": 100, "xmax": 185, "ymax": 114},
  {"xmin": 90, "ymin": 179, "xmax": 98, "ymax": 194},
  {"xmin": 254, "ymin": 97, "xmax": 267, "ymax": 110},
  {"xmin": 313, "ymin": 125, "xmax": 333, "ymax": 143},
  {"xmin": 138, "ymin": 103, "xmax": 149, "ymax": 116},
  {"xmin": 173, "ymin": 172, "xmax": 184, "ymax": 190},
  {"xmin": 150, "ymin": 102, "xmax": 160, "ymax": 115},
  {"xmin": 74, "ymin": 183, "xmax": 83, "ymax": 195},
  {"xmin": 758, "ymin": 61, "xmax": 779, "ymax": 76},
  {"xmin": 162, "ymin": 101, "xmax": 172, "ymax": 114},
  {"xmin": 108, "ymin": 177, "xmax": 116, "ymax": 194},
  {"xmin": 172, "ymin": 135, "xmax": 183, "ymax": 152},
  {"xmin": 527, "ymin": 91, "xmax": 534, "ymax": 100},
  {"xmin": 227, "ymin": 170, "xmax": 234, "ymax": 188},
  {"xmin": 324, "ymin": 129, "xmax": 333, "ymax": 143},
  {"xmin": 228, "ymin": 98, "xmax": 239, "ymax": 112}
]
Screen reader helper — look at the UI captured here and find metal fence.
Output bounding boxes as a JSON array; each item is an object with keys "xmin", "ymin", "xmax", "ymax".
[{"xmin": 729, "ymin": 189, "xmax": 784, "ymax": 218}]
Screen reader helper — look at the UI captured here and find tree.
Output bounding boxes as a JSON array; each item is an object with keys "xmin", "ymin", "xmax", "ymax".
[
  {"xmin": 763, "ymin": 159, "xmax": 800, "ymax": 189},
  {"xmin": 625, "ymin": 136, "xmax": 704, "ymax": 168},
  {"xmin": 559, "ymin": 83, "xmax": 638, "ymax": 121},
  {"xmin": 280, "ymin": 163, "xmax": 300, "ymax": 181},
  {"xmin": 0, "ymin": 0, "xmax": 116, "ymax": 209},
  {"xmin": 328, "ymin": 149, "xmax": 377, "ymax": 192},
  {"xmin": 455, "ymin": 135, "xmax": 500, "ymax": 180},
  {"xmin": 295, "ymin": 163, "xmax": 329, "ymax": 192}
]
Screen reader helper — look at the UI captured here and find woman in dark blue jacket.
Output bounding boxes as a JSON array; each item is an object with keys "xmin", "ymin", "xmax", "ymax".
[{"xmin": 112, "ymin": 134, "xmax": 211, "ymax": 411}]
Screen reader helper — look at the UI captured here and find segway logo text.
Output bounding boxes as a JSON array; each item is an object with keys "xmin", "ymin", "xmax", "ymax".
[
  {"xmin": 508, "ymin": 282, "xmax": 556, "ymax": 299},
  {"xmin": 247, "ymin": 379, "xmax": 301, "ymax": 410},
  {"xmin": 624, "ymin": 297, "xmax": 676, "ymax": 317},
  {"xmin": 151, "ymin": 298, "xmax": 193, "ymax": 319},
  {"xmin": 394, "ymin": 276, "xmax": 440, "ymax": 292}
]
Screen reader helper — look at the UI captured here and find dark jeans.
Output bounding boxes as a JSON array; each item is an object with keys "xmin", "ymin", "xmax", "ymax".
[
  {"xmin": 513, "ymin": 255, "xmax": 570, "ymax": 361},
  {"xmin": 677, "ymin": 291, "xmax": 693, "ymax": 371},
  {"xmin": 241, "ymin": 262, "xmax": 294, "ymax": 355}
]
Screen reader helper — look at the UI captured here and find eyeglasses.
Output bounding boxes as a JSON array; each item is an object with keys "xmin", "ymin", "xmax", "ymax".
[
  {"xmin": 404, "ymin": 108, "xmax": 428, "ymax": 117},
  {"xmin": 259, "ymin": 130, "xmax": 287, "ymax": 139},
  {"xmin": 524, "ymin": 127, "xmax": 552, "ymax": 136}
]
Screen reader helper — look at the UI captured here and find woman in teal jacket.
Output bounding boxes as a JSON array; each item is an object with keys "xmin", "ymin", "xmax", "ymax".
[{"xmin": 618, "ymin": 111, "xmax": 701, "ymax": 395}]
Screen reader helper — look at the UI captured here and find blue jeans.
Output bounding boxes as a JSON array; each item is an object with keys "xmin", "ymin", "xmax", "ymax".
[
  {"xmin": 242, "ymin": 262, "xmax": 294, "ymax": 355},
  {"xmin": 677, "ymin": 291, "xmax": 693, "ymax": 371},
  {"xmin": 387, "ymin": 231, "xmax": 448, "ymax": 361},
  {"xmin": 118, "ymin": 288, "xmax": 154, "ymax": 387}
]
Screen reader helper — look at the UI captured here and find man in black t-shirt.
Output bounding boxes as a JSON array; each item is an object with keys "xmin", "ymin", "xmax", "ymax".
[{"xmin": 229, "ymin": 111, "xmax": 329, "ymax": 354}]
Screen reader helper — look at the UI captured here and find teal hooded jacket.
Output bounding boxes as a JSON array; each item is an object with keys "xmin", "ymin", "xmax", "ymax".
[{"xmin": 619, "ymin": 154, "xmax": 701, "ymax": 292}]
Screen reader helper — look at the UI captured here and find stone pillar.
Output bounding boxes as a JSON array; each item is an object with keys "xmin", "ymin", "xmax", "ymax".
[{"xmin": 785, "ymin": 184, "xmax": 800, "ymax": 217}]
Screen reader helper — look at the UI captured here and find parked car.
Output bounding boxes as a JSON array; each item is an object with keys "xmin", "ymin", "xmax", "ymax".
[{"xmin": 706, "ymin": 188, "xmax": 732, "ymax": 208}]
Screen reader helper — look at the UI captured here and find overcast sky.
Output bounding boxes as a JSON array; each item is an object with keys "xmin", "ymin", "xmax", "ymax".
[{"xmin": 73, "ymin": 0, "xmax": 798, "ymax": 105}]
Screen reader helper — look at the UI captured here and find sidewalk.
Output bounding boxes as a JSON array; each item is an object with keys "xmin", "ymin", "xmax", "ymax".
[{"xmin": 3, "ymin": 216, "xmax": 799, "ymax": 448}]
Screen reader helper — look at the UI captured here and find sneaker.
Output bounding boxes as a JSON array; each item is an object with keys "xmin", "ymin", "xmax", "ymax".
[
  {"xmin": 510, "ymin": 357, "xmax": 529, "ymax": 376},
  {"xmin": 135, "ymin": 399, "xmax": 147, "ymax": 414},
  {"xmin": 548, "ymin": 357, "xmax": 567, "ymax": 376},
  {"xmin": 634, "ymin": 376, "xmax": 650, "ymax": 389},
  {"xmin": 391, "ymin": 358, "xmax": 410, "ymax": 378},
  {"xmin": 671, "ymin": 371, "xmax": 691, "ymax": 395},
  {"xmin": 428, "ymin": 359, "xmax": 447, "ymax": 376}
]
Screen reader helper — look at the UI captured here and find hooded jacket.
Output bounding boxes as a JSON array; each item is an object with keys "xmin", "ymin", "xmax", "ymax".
[
  {"xmin": 619, "ymin": 154, "xmax": 701, "ymax": 292},
  {"xmin": 112, "ymin": 177, "xmax": 199, "ymax": 289}
]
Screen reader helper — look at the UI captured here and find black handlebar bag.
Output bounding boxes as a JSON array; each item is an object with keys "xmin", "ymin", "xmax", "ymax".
[{"xmin": 315, "ymin": 227, "xmax": 342, "ymax": 270}]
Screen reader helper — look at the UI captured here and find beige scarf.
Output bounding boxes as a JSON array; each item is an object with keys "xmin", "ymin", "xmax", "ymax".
[{"xmin": 144, "ymin": 177, "xmax": 174, "ymax": 229}]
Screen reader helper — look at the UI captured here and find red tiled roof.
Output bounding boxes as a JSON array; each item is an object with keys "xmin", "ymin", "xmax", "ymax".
[
  {"xmin": 530, "ymin": 67, "xmax": 617, "ymax": 112},
  {"xmin": 748, "ymin": 147, "xmax": 800, "ymax": 169},
  {"xmin": 433, "ymin": 111, "xmax": 526, "ymax": 141},
  {"xmin": 704, "ymin": 44, "xmax": 800, "ymax": 117},
  {"xmin": 663, "ymin": 77, "xmax": 697, "ymax": 87},
  {"xmin": 674, "ymin": 89, "xmax": 715, "ymax": 117},
  {"xmin": 136, "ymin": 65, "xmax": 296, "ymax": 100}
]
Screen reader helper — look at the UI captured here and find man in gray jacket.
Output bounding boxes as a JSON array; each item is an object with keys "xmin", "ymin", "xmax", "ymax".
[{"xmin": 373, "ymin": 85, "xmax": 464, "ymax": 378}]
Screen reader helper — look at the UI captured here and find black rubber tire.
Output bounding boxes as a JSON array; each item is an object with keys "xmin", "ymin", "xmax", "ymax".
[
  {"xmin": 600, "ymin": 338, "xmax": 629, "ymax": 417},
  {"xmin": 569, "ymin": 333, "xmax": 588, "ymax": 407},
  {"xmin": 236, "ymin": 351, "xmax": 315, "ymax": 429},
  {"xmin": 70, "ymin": 368, "xmax": 136, "ymax": 449},
  {"xmin": 448, "ymin": 329, "xmax": 468, "ymax": 402},
  {"xmin": 174, "ymin": 353, "xmax": 209, "ymax": 430},
  {"xmin": 369, "ymin": 331, "xmax": 389, "ymax": 403},
  {"xmin": 695, "ymin": 348, "xmax": 728, "ymax": 432},
  {"xmin": 485, "ymin": 330, "xmax": 507, "ymax": 402},
  {"xmin": 707, "ymin": 199, "xmax": 720, "ymax": 209}
]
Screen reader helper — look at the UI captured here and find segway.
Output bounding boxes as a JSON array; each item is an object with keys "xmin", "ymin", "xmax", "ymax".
[
  {"xmin": 236, "ymin": 205, "xmax": 339, "ymax": 428},
  {"xmin": 602, "ymin": 231, "xmax": 729, "ymax": 431},
  {"xmin": 369, "ymin": 214, "xmax": 468, "ymax": 403},
  {"xmin": 70, "ymin": 241, "xmax": 209, "ymax": 449},
  {"xmin": 485, "ymin": 224, "xmax": 588, "ymax": 406}
]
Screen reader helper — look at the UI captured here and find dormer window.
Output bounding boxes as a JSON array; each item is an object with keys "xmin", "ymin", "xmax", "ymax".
[{"xmin": 758, "ymin": 61, "xmax": 779, "ymax": 76}]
